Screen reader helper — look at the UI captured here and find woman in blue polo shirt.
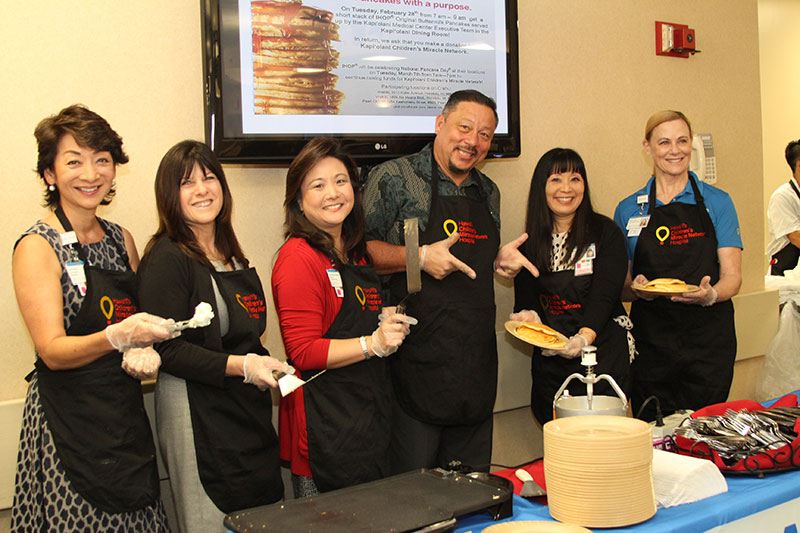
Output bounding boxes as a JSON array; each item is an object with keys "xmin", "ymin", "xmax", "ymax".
[{"xmin": 614, "ymin": 110, "xmax": 742, "ymax": 421}]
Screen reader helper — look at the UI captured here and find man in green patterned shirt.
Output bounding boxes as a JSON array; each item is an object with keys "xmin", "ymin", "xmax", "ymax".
[{"xmin": 363, "ymin": 90, "xmax": 535, "ymax": 475}]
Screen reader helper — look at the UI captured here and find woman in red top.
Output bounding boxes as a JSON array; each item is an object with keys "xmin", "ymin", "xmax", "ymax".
[{"xmin": 272, "ymin": 136, "xmax": 415, "ymax": 497}]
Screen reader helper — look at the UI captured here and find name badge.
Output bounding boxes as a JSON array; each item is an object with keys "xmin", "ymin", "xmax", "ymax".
[
  {"xmin": 66, "ymin": 261, "xmax": 87, "ymax": 296},
  {"xmin": 326, "ymin": 269, "xmax": 344, "ymax": 298},
  {"xmin": 60, "ymin": 231, "xmax": 78, "ymax": 246},
  {"xmin": 626, "ymin": 215, "xmax": 650, "ymax": 237},
  {"xmin": 574, "ymin": 243, "xmax": 595, "ymax": 276}
]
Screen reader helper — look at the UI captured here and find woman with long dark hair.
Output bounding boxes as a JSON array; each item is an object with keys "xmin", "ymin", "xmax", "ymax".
[
  {"xmin": 11, "ymin": 104, "xmax": 174, "ymax": 530},
  {"xmin": 512, "ymin": 148, "xmax": 631, "ymax": 424},
  {"xmin": 137, "ymin": 140, "xmax": 292, "ymax": 531},
  {"xmin": 272, "ymin": 136, "xmax": 414, "ymax": 497}
]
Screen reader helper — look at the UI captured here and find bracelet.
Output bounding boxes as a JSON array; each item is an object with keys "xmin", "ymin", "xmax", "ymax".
[
  {"xmin": 359, "ymin": 336, "xmax": 372, "ymax": 359},
  {"xmin": 419, "ymin": 245, "xmax": 428, "ymax": 270}
]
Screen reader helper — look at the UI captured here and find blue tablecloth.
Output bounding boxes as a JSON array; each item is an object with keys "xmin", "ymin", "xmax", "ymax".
[
  {"xmin": 456, "ymin": 468, "xmax": 800, "ymax": 532},
  {"xmin": 457, "ymin": 391, "xmax": 800, "ymax": 532}
]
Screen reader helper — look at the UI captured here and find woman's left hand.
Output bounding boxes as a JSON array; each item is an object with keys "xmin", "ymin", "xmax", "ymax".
[
  {"xmin": 121, "ymin": 346, "xmax": 162, "ymax": 380},
  {"xmin": 670, "ymin": 275, "xmax": 718, "ymax": 306}
]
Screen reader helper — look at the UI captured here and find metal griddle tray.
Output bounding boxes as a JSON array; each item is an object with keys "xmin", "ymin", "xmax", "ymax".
[{"xmin": 224, "ymin": 468, "xmax": 513, "ymax": 532}]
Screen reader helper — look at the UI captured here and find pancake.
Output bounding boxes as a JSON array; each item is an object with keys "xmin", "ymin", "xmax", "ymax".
[
  {"xmin": 253, "ymin": 103, "xmax": 340, "ymax": 115},
  {"xmin": 515, "ymin": 323, "xmax": 565, "ymax": 348},
  {"xmin": 253, "ymin": 48, "xmax": 340, "ymax": 68},
  {"xmin": 253, "ymin": 72, "xmax": 338, "ymax": 90},
  {"xmin": 254, "ymin": 90, "xmax": 343, "ymax": 108},
  {"xmin": 644, "ymin": 278, "xmax": 689, "ymax": 292}
]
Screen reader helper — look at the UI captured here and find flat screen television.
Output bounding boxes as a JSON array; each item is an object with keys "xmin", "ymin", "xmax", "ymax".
[{"xmin": 201, "ymin": 0, "xmax": 520, "ymax": 166}]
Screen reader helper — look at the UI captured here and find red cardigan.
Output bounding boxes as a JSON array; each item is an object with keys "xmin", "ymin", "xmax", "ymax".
[{"xmin": 272, "ymin": 237, "xmax": 364, "ymax": 477}]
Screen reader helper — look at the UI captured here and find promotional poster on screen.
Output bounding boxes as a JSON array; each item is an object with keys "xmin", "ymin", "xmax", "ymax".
[{"xmin": 239, "ymin": 0, "xmax": 510, "ymax": 136}]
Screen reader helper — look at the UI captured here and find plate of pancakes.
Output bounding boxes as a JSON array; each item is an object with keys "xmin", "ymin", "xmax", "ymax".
[
  {"xmin": 505, "ymin": 321, "xmax": 568, "ymax": 349},
  {"xmin": 630, "ymin": 277, "xmax": 700, "ymax": 296}
]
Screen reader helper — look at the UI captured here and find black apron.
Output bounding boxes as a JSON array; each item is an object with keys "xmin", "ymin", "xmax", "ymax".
[
  {"xmin": 303, "ymin": 263, "xmax": 391, "ymax": 493},
  {"xmin": 518, "ymin": 252, "xmax": 629, "ymax": 425},
  {"xmin": 630, "ymin": 176, "xmax": 736, "ymax": 420},
  {"xmin": 185, "ymin": 267, "xmax": 283, "ymax": 513},
  {"xmin": 33, "ymin": 207, "xmax": 159, "ymax": 513},
  {"xmin": 769, "ymin": 180, "xmax": 800, "ymax": 275},
  {"xmin": 389, "ymin": 156, "xmax": 500, "ymax": 426}
]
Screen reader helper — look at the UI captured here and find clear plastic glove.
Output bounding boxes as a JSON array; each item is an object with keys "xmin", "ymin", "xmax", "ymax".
[
  {"xmin": 121, "ymin": 346, "xmax": 162, "ymax": 380},
  {"xmin": 509, "ymin": 309, "xmax": 541, "ymax": 324},
  {"xmin": 631, "ymin": 274, "xmax": 656, "ymax": 301},
  {"xmin": 378, "ymin": 306, "xmax": 419, "ymax": 326},
  {"xmin": 243, "ymin": 353, "xmax": 295, "ymax": 391},
  {"xmin": 542, "ymin": 333, "xmax": 589, "ymax": 359},
  {"xmin": 671, "ymin": 275, "xmax": 719, "ymax": 307},
  {"xmin": 372, "ymin": 309, "xmax": 416, "ymax": 357},
  {"xmin": 106, "ymin": 312, "xmax": 179, "ymax": 352}
]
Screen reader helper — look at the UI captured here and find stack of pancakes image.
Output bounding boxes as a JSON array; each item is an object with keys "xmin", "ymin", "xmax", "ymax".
[{"xmin": 251, "ymin": 0, "xmax": 343, "ymax": 114}]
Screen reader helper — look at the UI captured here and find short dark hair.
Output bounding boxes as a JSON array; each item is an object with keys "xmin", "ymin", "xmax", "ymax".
[
  {"xmin": 283, "ymin": 136, "xmax": 366, "ymax": 265},
  {"xmin": 442, "ymin": 90, "xmax": 498, "ymax": 125},
  {"xmin": 142, "ymin": 140, "xmax": 247, "ymax": 268},
  {"xmin": 523, "ymin": 148, "xmax": 598, "ymax": 272},
  {"xmin": 786, "ymin": 139, "xmax": 800, "ymax": 173},
  {"xmin": 34, "ymin": 104, "xmax": 128, "ymax": 208}
]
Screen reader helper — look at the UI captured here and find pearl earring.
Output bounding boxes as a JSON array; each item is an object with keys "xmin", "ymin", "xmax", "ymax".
[
  {"xmin": 112, "ymin": 180, "xmax": 116, "ymax": 187},
  {"xmin": 48, "ymin": 184, "xmax": 56, "ymax": 192}
]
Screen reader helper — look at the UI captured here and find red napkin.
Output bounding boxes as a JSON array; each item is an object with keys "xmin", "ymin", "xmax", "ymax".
[
  {"xmin": 675, "ymin": 393, "xmax": 800, "ymax": 472},
  {"xmin": 492, "ymin": 460, "xmax": 548, "ymax": 502}
]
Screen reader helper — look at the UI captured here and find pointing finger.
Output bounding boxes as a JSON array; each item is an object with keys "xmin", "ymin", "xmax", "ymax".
[{"xmin": 453, "ymin": 257, "xmax": 477, "ymax": 280}]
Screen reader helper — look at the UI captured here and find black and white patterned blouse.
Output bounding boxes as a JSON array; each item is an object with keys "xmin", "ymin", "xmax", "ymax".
[
  {"xmin": 550, "ymin": 231, "xmax": 574, "ymax": 272},
  {"xmin": 20, "ymin": 219, "xmax": 129, "ymax": 330}
]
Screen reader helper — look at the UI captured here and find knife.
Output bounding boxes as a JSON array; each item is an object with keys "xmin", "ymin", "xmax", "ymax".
[{"xmin": 396, "ymin": 218, "xmax": 421, "ymax": 314}]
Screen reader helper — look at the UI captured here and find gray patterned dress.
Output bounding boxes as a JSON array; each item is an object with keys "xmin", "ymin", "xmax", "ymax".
[{"xmin": 10, "ymin": 220, "xmax": 170, "ymax": 532}]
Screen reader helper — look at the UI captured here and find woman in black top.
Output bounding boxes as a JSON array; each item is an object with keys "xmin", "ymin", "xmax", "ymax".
[
  {"xmin": 511, "ymin": 148, "xmax": 631, "ymax": 424},
  {"xmin": 137, "ymin": 141, "xmax": 293, "ymax": 532}
]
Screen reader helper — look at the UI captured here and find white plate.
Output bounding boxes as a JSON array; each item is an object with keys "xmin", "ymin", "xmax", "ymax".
[{"xmin": 482, "ymin": 520, "xmax": 592, "ymax": 533}]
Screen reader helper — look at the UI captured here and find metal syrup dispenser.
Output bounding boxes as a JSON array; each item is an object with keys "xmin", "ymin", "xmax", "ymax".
[{"xmin": 552, "ymin": 346, "xmax": 629, "ymax": 418}]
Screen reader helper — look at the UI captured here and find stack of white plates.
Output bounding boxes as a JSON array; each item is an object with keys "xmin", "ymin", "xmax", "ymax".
[{"xmin": 543, "ymin": 415, "xmax": 656, "ymax": 528}]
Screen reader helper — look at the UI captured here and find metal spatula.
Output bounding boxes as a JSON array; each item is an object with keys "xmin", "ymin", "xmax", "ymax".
[
  {"xmin": 397, "ymin": 218, "xmax": 421, "ymax": 314},
  {"xmin": 515, "ymin": 468, "xmax": 546, "ymax": 497}
]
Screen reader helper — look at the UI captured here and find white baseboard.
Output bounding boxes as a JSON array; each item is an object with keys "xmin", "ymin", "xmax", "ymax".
[{"xmin": 0, "ymin": 399, "xmax": 24, "ymax": 510}]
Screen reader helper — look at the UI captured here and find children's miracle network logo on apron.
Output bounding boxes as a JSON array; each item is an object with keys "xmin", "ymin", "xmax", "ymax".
[
  {"xmin": 443, "ymin": 218, "xmax": 490, "ymax": 245},
  {"xmin": 655, "ymin": 223, "xmax": 706, "ymax": 246},
  {"xmin": 100, "ymin": 296, "xmax": 136, "ymax": 325},
  {"xmin": 355, "ymin": 285, "xmax": 382, "ymax": 312},
  {"xmin": 236, "ymin": 292, "xmax": 266, "ymax": 319}
]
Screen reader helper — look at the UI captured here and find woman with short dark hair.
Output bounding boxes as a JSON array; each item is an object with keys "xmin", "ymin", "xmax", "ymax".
[{"xmin": 12, "ymin": 104, "xmax": 174, "ymax": 531}]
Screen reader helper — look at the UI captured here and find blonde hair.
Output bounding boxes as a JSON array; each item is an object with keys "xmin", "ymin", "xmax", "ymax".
[{"xmin": 644, "ymin": 110, "xmax": 692, "ymax": 141}]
